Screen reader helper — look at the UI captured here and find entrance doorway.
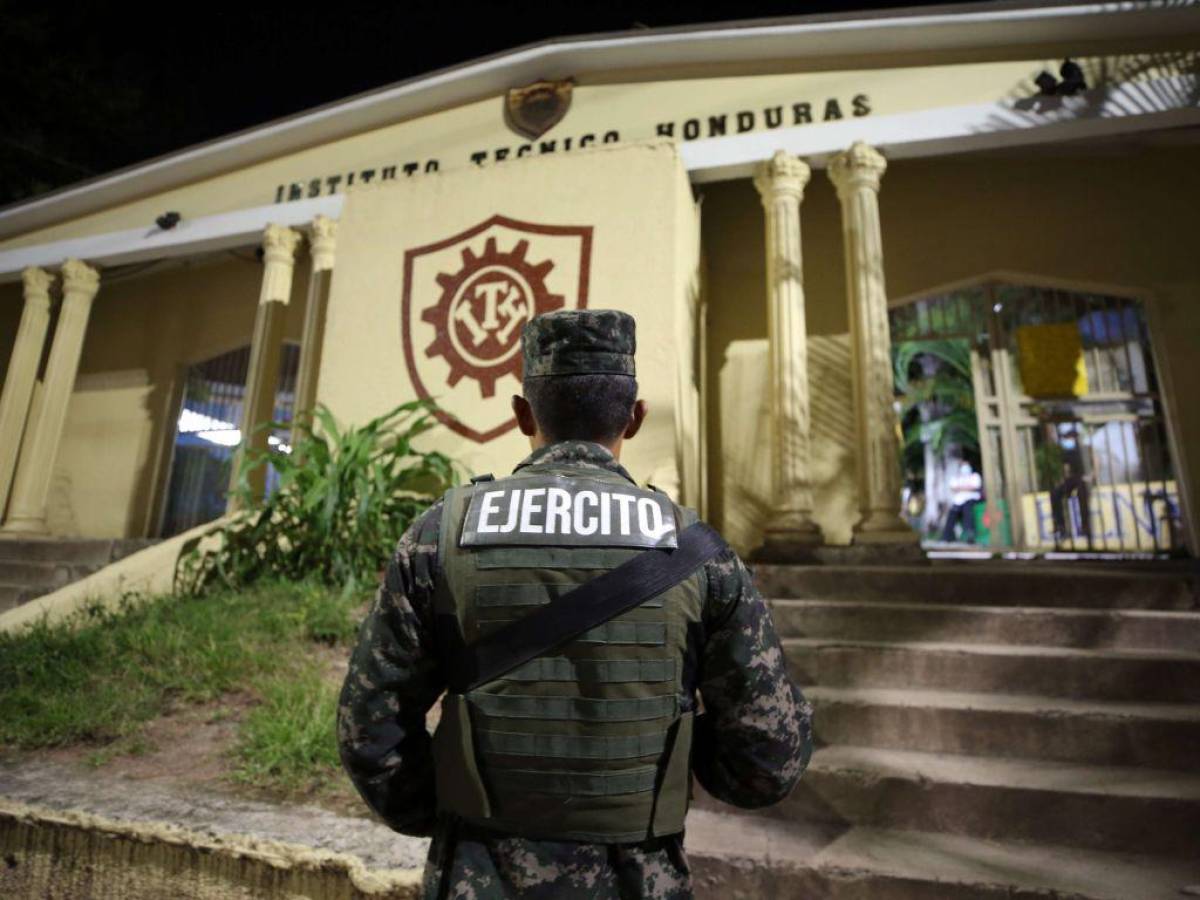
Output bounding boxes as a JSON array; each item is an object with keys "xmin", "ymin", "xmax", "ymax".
[
  {"xmin": 891, "ymin": 280, "xmax": 1186, "ymax": 556},
  {"xmin": 158, "ymin": 343, "xmax": 300, "ymax": 537}
]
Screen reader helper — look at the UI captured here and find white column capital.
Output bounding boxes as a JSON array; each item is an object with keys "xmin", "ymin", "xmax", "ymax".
[
  {"xmin": 20, "ymin": 267, "xmax": 55, "ymax": 309},
  {"xmin": 60, "ymin": 258, "xmax": 100, "ymax": 298},
  {"xmin": 262, "ymin": 223, "xmax": 301, "ymax": 262},
  {"xmin": 828, "ymin": 141, "xmax": 887, "ymax": 196},
  {"xmin": 309, "ymin": 215, "xmax": 338, "ymax": 272},
  {"xmin": 754, "ymin": 150, "xmax": 811, "ymax": 202},
  {"xmin": 259, "ymin": 224, "xmax": 301, "ymax": 304}
]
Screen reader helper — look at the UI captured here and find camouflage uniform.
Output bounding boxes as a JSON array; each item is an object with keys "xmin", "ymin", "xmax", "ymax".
[{"xmin": 338, "ymin": 440, "xmax": 813, "ymax": 899}]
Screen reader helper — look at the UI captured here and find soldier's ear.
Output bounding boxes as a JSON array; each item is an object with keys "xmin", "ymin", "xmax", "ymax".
[
  {"xmin": 624, "ymin": 399, "xmax": 648, "ymax": 440},
  {"xmin": 513, "ymin": 395, "xmax": 539, "ymax": 437}
]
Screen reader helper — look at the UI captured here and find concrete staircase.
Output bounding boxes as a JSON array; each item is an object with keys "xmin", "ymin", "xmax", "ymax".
[
  {"xmin": 690, "ymin": 562, "xmax": 1200, "ymax": 899},
  {"xmin": 0, "ymin": 538, "xmax": 157, "ymax": 615}
]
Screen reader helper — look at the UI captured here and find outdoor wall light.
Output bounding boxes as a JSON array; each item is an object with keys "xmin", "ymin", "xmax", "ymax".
[
  {"xmin": 1035, "ymin": 71, "xmax": 1059, "ymax": 96},
  {"xmin": 1057, "ymin": 60, "xmax": 1087, "ymax": 96},
  {"xmin": 1034, "ymin": 59, "xmax": 1088, "ymax": 97}
]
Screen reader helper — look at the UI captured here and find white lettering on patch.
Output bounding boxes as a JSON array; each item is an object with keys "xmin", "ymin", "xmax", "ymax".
[
  {"xmin": 519, "ymin": 488, "xmax": 546, "ymax": 534},
  {"xmin": 462, "ymin": 477, "xmax": 678, "ymax": 548},
  {"xmin": 545, "ymin": 487, "xmax": 571, "ymax": 535},
  {"xmin": 574, "ymin": 490, "xmax": 598, "ymax": 536},
  {"xmin": 477, "ymin": 490, "xmax": 504, "ymax": 533}
]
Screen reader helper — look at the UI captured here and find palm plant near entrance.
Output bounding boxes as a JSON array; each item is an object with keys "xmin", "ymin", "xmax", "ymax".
[{"xmin": 893, "ymin": 339, "xmax": 981, "ymax": 537}]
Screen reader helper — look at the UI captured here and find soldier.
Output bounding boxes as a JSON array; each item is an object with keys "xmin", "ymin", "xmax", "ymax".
[{"xmin": 338, "ymin": 309, "xmax": 812, "ymax": 899}]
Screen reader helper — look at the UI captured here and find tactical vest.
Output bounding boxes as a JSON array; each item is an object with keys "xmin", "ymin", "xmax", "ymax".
[{"xmin": 431, "ymin": 464, "xmax": 704, "ymax": 843}]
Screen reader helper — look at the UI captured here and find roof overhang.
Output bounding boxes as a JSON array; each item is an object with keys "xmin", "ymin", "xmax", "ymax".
[{"xmin": 1, "ymin": 0, "xmax": 1197, "ymax": 241}]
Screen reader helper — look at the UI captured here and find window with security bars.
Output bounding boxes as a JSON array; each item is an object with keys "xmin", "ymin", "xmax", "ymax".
[{"xmin": 159, "ymin": 343, "xmax": 299, "ymax": 537}]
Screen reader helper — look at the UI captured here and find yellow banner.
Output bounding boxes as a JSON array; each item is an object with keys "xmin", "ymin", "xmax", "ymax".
[{"xmin": 1015, "ymin": 323, "xmax": 1088, "ymax": 398}]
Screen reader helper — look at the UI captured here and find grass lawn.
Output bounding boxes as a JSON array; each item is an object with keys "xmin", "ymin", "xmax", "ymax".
[{"xmin": 0, "ymin": 581, "xmax": 370, "ymax": 797}]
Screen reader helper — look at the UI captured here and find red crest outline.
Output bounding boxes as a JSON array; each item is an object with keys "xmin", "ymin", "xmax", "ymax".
[{"xmin": 401, "ymin": 214, "xmax": 592, "ymax": 443}]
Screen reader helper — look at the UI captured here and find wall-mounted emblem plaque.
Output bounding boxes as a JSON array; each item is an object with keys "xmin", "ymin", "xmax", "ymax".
[
  {"xmin": 401, "ymin": 215, "xmax": 592, "ymax": 443},
  {"xmin": 505, "ymin": 79, "xmax": 574, "ymax": 140}
]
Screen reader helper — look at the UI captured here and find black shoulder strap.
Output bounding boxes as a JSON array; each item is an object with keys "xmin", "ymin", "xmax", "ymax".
[{"xmin": 447, "ymin": 521, "xmax": 727, "ymax": 694}]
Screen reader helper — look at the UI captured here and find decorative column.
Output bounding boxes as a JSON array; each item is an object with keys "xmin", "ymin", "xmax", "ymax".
[
  {"xmin": 228, "ymin": 224, "xmax": 300, "ymax": 510},
  {"xmin": 0, "ymin": 268, "xmax": 55, "ymax": 515},
  {"xmin": 752, "ymin": 150, "xmax": 823, "ymax": 558},
  {"xmin": 291, "ymin": 215, "xmax": 337, "ymax": 447},
  {"xmin": 828, "ymin": 142, "xmax": 918, "ymax": 546},
  {"xmin": 2, "ymin": 260, "xmax": 100, "ymax": 535}
]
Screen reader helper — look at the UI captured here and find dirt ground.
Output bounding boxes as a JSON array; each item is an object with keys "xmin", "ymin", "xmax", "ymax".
[
  {"xmin": 14, "ymin": 648, "xmax": 367, "ymax": 822},
  {"xmin": 0, "ymin": 648, "xmax": 433, "ymax": 873}
]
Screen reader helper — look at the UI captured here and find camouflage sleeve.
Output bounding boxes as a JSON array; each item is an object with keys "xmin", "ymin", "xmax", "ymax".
[
  {"xmin": 337, "ymin": 499, "xmax": 445, "ymax": 836},
  {"xmin": 691, "ymin": 548, "xmax": 813, "ymax": 808}
]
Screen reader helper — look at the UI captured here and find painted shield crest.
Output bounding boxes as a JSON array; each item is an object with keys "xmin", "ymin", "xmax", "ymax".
[
  {"xmin": 505, "ymin": 79, "xmax": 573, "ymax": 140},
  {"xmin": 402, "ymin": 215, "xmax": 593, "ymax": 443}
]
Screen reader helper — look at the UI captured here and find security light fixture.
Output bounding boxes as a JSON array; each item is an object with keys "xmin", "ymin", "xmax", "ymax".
[
  {"xmin": 1057, "ymin": 59, "xmax": 1087, "ymax": 96},
  {"xmin": 1034, "ymin": 70, "xmax": 1059, "ymax": 96},
  {"xmin": 1033, "ymin": 59, "xmax": 1087, "ymax": 98}
]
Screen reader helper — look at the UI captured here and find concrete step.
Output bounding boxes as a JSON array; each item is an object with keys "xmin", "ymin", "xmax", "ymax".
[
  {"xmin": 771, "ymin": 598, "xmax": 1200, "ymax": 652},
  {"xmin": 0, "ymin": 537, "xmax": 155, "ymax": 566},
  {"xmin": 754, "ymin": 563, "xmax": 1197, "ymax": 610},
  {"xmin": 685, "ymin": 809, "xmax": 1200, "ymax": 900},
  {"xmin": 788, "ymin": 638, "xmax": 1200, "ymax": 703},
  {"xmin": 0, "ymin": 560, "xmax": 92, "ymax": 590},
  {"xmin": 806, "ymin": 686, "xmax": 1200, "ymax": 770},
  {"xmin": 0, "ymin": 583, "xmax": 53, "ymax": 614},
  {"xmin": 784, "ymin": 746, "xmax": 1200, "ymax": 857}
]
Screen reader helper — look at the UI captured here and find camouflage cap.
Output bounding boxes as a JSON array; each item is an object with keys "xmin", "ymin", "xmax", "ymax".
[{"xmin": 522, "ymin": 309, "xmax": 636, "ymax": 378}]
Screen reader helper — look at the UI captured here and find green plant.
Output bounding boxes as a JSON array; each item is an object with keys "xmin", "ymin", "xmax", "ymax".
[
  {"xmin": 894, "ymin": 339, "xmax": 981, "ymax": 469},
  {"xmin": 0, "ymin": 582, "xmax": 366, "ymax": 750},
  {"xmin": 231, "ymin": 666, "xmax": 341, "ymax": 793},
  {"xmin": 177, "ymin": 401, "xmax": 458, "ymax": 594},
  {"xmin": 1034, "ymin": 441, "xmax": 1066, "ymax": 490}
]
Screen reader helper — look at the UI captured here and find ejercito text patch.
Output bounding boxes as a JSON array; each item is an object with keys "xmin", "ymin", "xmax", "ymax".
[{"xmin": 459, "ymin": 475, "xmax": 678, "ymax": 549}]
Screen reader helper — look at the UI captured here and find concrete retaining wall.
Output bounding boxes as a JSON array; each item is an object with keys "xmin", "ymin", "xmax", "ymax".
[{"xmin": 0, "ymin": 799, "xmax": 421, "ymax": 899}]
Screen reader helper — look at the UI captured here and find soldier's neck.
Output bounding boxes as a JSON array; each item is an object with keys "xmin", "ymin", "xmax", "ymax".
[{"xmin": 530, "ymin": 433, "xmax": 623, "ymax": 460}]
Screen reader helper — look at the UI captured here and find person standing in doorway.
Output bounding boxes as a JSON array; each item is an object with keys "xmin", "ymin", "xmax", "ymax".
[{"xmin": 941, "ymin": 460, "xmax": 984, "ymax": 544}]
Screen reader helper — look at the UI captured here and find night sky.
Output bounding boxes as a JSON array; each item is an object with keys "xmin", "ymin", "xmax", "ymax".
[{"xmin": 1, "ymin": 0, "xmax": 968, "ymax": 207}]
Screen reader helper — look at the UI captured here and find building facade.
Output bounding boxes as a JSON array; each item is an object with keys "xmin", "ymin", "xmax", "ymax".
[{"xmin": 0, "ymin": 1, "xmax": 1197, "ymax": 558}]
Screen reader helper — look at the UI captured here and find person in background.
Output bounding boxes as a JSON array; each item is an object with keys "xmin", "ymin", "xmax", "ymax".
[{"xmin": 941, "ymin": 460, "xmax": 983, "ymax": 544}]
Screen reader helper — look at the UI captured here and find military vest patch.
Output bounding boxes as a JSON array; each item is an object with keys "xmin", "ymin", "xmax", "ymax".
[{"xmin": 459, "ymin": 475, "xmax": 678, "ymax": 549}]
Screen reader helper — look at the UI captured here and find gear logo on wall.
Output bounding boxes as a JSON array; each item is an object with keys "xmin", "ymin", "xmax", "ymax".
[
  {"xmin": 402, "ymin": 214, "xmax": 593, "ymax": 444},
  {"xmin": 421, "ymin": 236, "xmax": 563, "ymax": 397}
]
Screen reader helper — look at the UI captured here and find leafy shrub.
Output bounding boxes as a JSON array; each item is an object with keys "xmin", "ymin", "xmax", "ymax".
[{"xmin": 177, "ymin": 401, "xmax": 457, "ymax": 594}]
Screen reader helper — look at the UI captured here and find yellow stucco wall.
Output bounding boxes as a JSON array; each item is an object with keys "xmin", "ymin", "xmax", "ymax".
[
  {"xmin": 316, "ymin": 141, "xmax": 699, "ymax": 494},
  {"xmin": 3, "ymin": 52, "xmax": 1188, "ymax": 251},
  {"xmin": 1, "ymin": 254, "xmax": 310, "ymax": 537},
  {"xmin": 702, "ymin": 144, "xmax": 1200, "ymax": 547},
  {"xmin": 6, "ymin": 141, "xmax": 1199, "ymax": 544}
]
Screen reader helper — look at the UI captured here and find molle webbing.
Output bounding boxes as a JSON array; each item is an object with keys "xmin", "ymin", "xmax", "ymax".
[
  {"xmin": 500, "ymin": 657, "xmax": 675, "ymax": 683},
  {"xmin": 489, "ymin": 766, "xmax": 660, "ymax": 797},
  {"xmin": 475, "ymin": 583, "xmax": 665, "ymax": 608},
  {"xmin": 476, "ymin": 729, "xmax": 668, "ymax": 760},
  {"xmin": 469, "ymin": 692, "xmax": 677, "ymax": 722},
  {"xmin": 475, "ymin": 619, "xmax": 667, "ymax": 646},
  {"xmin": 432, "ymin": 469, "xmax": 710, "ymax": 843}
]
